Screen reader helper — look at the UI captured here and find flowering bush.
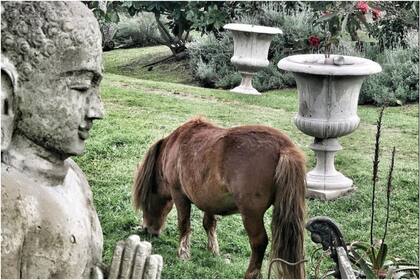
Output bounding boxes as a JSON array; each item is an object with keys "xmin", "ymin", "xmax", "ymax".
[
  {"xmin": 188, "ymin": 2, "xmax": 315, "ymax": 91},
  {"xmin": 372, "ymin": 8, "xmax": 381, "ymax": 21},
  {"xmin": 308, "ymin": 35, "xmax": 321, "ymax": 48},
  {"xmin": 309, "ymin": 1, "xmax": 383, "ymax": 55},
  {"xmin": 187, "ymin": 1, "xmax": 418, "ymax": 106},
  {"xmin": 356, "ymin": 1, "xmax": 369, "ymax": 14},
  {"xmin": 368, "ymin": 2, "xmax": 418, "ymax": 50}
]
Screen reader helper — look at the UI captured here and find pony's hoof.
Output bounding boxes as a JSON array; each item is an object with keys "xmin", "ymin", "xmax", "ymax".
[
  {"xmin": 177, "ymin": 249, "xmax": 190, "ymax": 261},
  {"xmin": 207, "ymin": 239, "xmax": 220, "ymax": 256},
  {"xmin": 208, "ymin": 245, "xmax": 220, "ymax": 256},
  {"xmin": 244, "ymin": 270, "xmax": 262, "ymax": 279}
]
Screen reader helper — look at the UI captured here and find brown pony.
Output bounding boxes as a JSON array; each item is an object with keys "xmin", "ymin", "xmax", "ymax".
[{"xmin": 132, "ymin": 118, "xmax": 306, "ymax": 279}]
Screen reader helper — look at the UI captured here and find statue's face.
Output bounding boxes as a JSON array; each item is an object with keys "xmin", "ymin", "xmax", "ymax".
[{"xmin": 17, "ymin": 45, "xmax": 104, "ymax": 156}]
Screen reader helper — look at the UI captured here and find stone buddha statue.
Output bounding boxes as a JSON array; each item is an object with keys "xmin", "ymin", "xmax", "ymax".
[{"xmin": 1, "ymin": 2, "xmax": 161, "ymax": 278}]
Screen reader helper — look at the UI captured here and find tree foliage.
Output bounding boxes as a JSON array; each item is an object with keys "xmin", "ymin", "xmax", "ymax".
[
  {"xmin": 308, "ymin": 1, "xmax": 419, "ymax": 53},
  {"xmin": 369, "ymin": 1, "xmax": 419, "ymax": 49},
  {"xmin": 84, "ymin": 1, "xmax": 238, "ymax": 56}
]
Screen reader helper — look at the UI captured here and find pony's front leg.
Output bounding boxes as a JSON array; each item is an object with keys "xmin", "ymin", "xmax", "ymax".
[
  {"xmin": 173, "ymin": 193, "xmax": 192, "ymax": 260},
  {"xmin": 203, "ymin": 213, "xmax": 219, "ymax": 255},
  {"xmin": 241, "ymin": 213, "xmax": 268, "ymax": 279}
]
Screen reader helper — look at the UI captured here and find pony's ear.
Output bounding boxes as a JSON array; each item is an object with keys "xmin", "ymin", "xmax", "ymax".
[{"xmin": 132, "ymin": 138, "xmax": 164, "ymax": 211}]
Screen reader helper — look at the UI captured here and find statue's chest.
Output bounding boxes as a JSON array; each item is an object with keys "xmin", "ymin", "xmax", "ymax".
[
  {"xmin": 26, "ymin": 171, "xmax": 102, "ymax": 278},
  {"xmin": 1, "ymin": 167, "xmax": 103, "ymax": 278}
]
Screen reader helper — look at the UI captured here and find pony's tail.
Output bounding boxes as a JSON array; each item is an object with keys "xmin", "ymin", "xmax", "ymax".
[
  {"xmin": 132, "ymin": 139, "xmax": 163, "ymax": 211},
  {"xmin": 271, "ymin": 148, "xmax": 306, "ymax": 279}
]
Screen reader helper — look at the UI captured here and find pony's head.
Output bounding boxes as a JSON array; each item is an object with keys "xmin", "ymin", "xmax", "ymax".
[{"xmin": 132, "ymin": 139, "xmax": 173, "ymax": 236}]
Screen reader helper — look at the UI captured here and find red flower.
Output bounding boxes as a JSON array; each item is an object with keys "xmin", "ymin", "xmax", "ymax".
[
  {"xmin": 372, "ymin": 8, "xmax": 381, "ymax": 20},
  {"xmin": 356, "ymin": 1, "xmax": 369, "ymax": 14},
  {"xmin": 308, "ymin": 35, "xmax": 320, "ymax": 47}
]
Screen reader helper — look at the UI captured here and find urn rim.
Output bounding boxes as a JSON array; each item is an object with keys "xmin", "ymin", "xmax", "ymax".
[
  {"xmin": 278, "ymin": 54, "xmax": 382, "ymax": 76},
  {"xmin": 223, "ymin": 23, "xmax": 283, "ymax": 35}
]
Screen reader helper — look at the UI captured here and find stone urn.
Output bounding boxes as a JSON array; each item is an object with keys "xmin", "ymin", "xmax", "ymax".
[
  {"xmin": 224, "ymin": 23, "xmax": 282, "ymax": 95},
  {"xmin": 278, "ymin": 54, "xmax": 382, "ymax": 200}
]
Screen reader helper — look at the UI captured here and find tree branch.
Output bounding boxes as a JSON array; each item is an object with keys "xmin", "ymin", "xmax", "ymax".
[
  {"xmin": 183, "ymin": 29, "xmax": 190, "ymax": 43},
  {"xmin": 154, "ymin": 13, "xmax": 174, "ymax": 46},
  {"xmin": 142, "ymin": 55, "xmax": 175, "ymax": 68}
]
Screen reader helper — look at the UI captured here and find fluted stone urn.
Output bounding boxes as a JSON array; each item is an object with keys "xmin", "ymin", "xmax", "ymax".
[
  {"xmin": 278, "ymin": 54, "xmax": 382, "ymax": 200},
  {"xmin": 224, "ymin": 23, "xmax": 282, "ymax": 95}
]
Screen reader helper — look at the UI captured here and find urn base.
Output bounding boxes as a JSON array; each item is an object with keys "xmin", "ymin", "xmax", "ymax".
[
  {"xmin": 305, "ymin": 138, "xmax": 356, "ymax": 200},
  {"xmin": 230, "ymin": 71, "xmax": 261, "ymax": 95},
  {"xmin": 230, "ymin": 86, "xmax": 261, "ymax": 95},
  {"xmin": 306, "ymin": 170, "xmax": 356, "ymax": 200}
]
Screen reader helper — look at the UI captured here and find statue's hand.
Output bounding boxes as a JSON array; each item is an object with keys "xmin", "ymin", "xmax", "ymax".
[{"xmin": 107, "ymin": 235, "xmax": 163, "ymax": 279}]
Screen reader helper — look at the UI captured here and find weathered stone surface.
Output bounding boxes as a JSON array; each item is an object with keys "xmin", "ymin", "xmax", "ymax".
[
  {"xmin": 1, "ymin": 157, "xmax": 104, "ymax": 278},
  {"xmin": 1, "ymin": 57, "xmax": 17, "ymax": 154},
  {"xmin": 109, "ymin": 240, "xmax": 126, "ymax": 279},
  {"xmin": 337, "ymin": 247, "xmax": 356, "ymax": 279},
  {"xmin": 142, "ymin": 255, "xmax": 163, "ymax": 279},
  {"xmin": 108, "ymin": 237, "xmax": 160, "ymax": 279},
  {"xmin": 224, "ymin": 23, "xmax": 282, "ymax": 95},
  {"xmin": 1, "ymin": 2, "xmax": 163, "ymax": 278},
  {"xmin": 1, "ymin": 2, "xmax": 104, "ymax": 278},
  {"xmin": 278, "ymin": 54, "xmax": 382, "ymax": 76},
  {"xmin": 120, "ymin": 235, "xmax": 142, "ymax": 278},
  {"xmin": 278, "ymin": 54, "xmax": 382, "ymax": 200},
  {"xmin": 132, "ymin": 242, "xmax": 153, "ymax": 279}
]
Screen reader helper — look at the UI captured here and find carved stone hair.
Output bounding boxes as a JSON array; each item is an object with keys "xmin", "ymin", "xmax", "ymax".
[{"xmin": 1, "ymin": 1, "xmax": 101, "ymax": 82}]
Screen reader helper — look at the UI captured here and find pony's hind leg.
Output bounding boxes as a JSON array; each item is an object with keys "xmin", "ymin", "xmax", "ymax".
[
  {"xmin": 241, "ymin": 213, "xmax": 268, "ymax": 279},
  {"xmin": 203, "ymin": 213, "xmax": 219, "ymax": 255},
  {"xmin": 173, "ymin": 193, "xmax": 192, "ymax": 260}
]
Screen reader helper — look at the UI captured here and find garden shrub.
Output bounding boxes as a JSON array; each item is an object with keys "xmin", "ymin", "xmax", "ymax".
[
  {"xmin": 188, "ymin": 2, "xmax": 319, "ymax": 91},
  {"xmin": 187, "ymin": 3, "xmax": 418, "ymax": 106},
  {"xmin": 359, "ymin": 47, "xmax": 419, "ymax": 106},
  {"xmin": 327, "ymin": 30, "xmax": 418, "ymax": 106},
  {"xmin": 368, "ymin": 1, "xmax": 419, "ymax": 50},
  {"xmin": 113, "ymin": 13, "xmax": 161, "ymax": 48},
  {"xmin": 359, "ymin": 30, "xmax": 419, "ymax": 106},
  {"xmin": 318, "ymin": 32, "xmax": 418, "ymax": 106},
  {"xmin": 187, "ymin": 33, "xmax": 239, "ymax": 88}
]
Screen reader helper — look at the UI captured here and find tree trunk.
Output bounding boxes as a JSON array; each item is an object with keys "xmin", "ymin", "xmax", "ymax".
[{"xmin": 154, "ymin": 13, "xmax": 187, "ymax": 56}]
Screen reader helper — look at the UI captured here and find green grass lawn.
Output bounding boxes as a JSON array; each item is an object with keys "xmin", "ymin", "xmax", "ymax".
[
  {"xmin": 103, "ymin": 45, "xmax": 195, "ymax": 85},
  {"xmin": 75, "ymin": 46, "xmax": 418, "ymax": 278}
]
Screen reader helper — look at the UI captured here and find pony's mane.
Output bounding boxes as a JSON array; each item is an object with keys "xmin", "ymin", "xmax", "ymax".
[
  {"xmin": 167, "ymin": 116, "xmax": 219, "ymax": 138},
  {"xmin": 183, "ymin": 116, "xmax": 216, "ymax": 127}
]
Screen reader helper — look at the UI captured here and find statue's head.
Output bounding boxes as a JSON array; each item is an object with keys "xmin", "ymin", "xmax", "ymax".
[{"xmin": 1, "ymin": 1, "xmax": 104, "ymax": 157}]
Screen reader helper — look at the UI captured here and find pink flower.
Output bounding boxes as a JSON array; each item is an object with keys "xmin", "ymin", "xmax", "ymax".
[
  {"xmin": 308, "ymin": 35, "xmax": 320, "ymax": 47},
  {"xmin": 356, "ymin": 1, "xmax": 369, "ymax": 14},
  {"xmin": 372, "ymin": 8, "xmax": 381, "ymax": 21}
]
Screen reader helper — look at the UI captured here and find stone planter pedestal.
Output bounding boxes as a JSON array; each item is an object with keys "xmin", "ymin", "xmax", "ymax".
[
  {"xmin": 224, "ymin": 23, "xmax": 282, "ymax": 95},
  {"xmin": 278, "ymin": 54, "xmax": 382, "ymax": 200}
]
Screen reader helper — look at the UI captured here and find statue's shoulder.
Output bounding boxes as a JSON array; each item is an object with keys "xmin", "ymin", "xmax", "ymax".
[
  {"xmin": 1, "ymin": 164, "xmax": 53, "ymax": 220},
  {"xmin": 65, "ymin": 158, "xmax": 90, "ymax": 185},
  {"xmin": 1, "ymin": 163, "xmax": 35, "ymax": 199},
  {"xmin": 1, "ymin": 164, "xmax": 36, "ymax": 261},
  {"xmin": 65, "ymin": 158, "xmax": 94, "ymax": 198}
]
